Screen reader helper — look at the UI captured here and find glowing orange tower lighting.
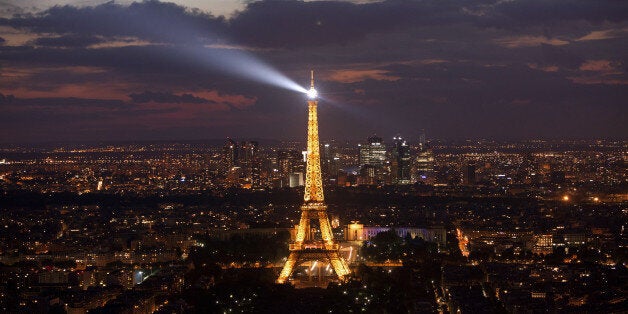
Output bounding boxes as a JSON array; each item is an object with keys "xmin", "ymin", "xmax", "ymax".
[{"xmin": 277, "ymin": 71, "xmax": 350, "ymax": 284}]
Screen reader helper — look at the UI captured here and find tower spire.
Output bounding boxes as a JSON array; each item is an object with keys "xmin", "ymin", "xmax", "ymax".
[
  {"xmin": 303, "ymin": 72, "xmax": 323, "ymax": 203},
  {"xmin": 310, "ymin": 70, "xmax": 315, "ymax": 89}
]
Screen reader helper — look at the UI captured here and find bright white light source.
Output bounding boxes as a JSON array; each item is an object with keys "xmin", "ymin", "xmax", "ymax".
[{"xmin": 307, "ymin": 88, "xmax": 318, "ymax": 99}]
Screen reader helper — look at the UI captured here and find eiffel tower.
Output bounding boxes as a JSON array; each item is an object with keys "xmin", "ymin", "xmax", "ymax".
[{"xmin": 277, "ymin": 71, "xmax": 350, "ymax": 284}]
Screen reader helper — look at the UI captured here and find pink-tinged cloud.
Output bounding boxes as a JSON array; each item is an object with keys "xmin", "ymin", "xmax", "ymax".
[
  {"xmin": 327, "ymin": 69, "xmax": 400, "ymax": 83},
  {"xmin": 126, "ymin": 102, "xmax": 226, "ymax": 126},
  {"xmin": 190, "ymin": 90, "xmax": 257, "ymax": 109},
  {"xmin": 417, "ymin": 59, "xmax": 449, "ymax": 65},
  {"xmin": 0, "ymin": 65, "xmax": 134, "ymax": 100},
  {"xmin": 495, "ymin": 36, "xmax": 569, "ymax": 48},
  {"xmin": 567, "ymin": 76, "xmax": 628, "ymax": 85},
  {"xmin": 527, "ymin": 63, "xmax": 559, "ymax": 72},
  {"xmin": 0, "ymin": 26, "xmax": 38, "ymax": 46},
  {"xmin": 576, "ymin": 28, "xmax": 628, "ymax": 41},
  {"xmin": 87, "ymin": 37, "xmax": 153, "ymax": 49},
  {"xmin": 5, "ymin": 82, "xmax": 132, "ymax": 100},
  {"xmin": 568, "ymin": 60, "xmax": 625, "ymax": 85},
  {"xmin": 579, "ymin": 60, "xmax": 620, "ymax": 74}
]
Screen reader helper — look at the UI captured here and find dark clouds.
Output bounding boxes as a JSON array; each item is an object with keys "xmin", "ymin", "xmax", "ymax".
[
  {"xmin": 129, "ymin": 91, "xmax": 215, "ymax": 104},
  {"xmin": 0, "ymin": 90, "xmax": 253, "ymax": 142},
  {"xmin": 0, "ymin": 0, "xmax": 627, "ymax": 142},
  {"xmin": 493, "ymin": 0, "xmax": 628, "ymax": 25},
  {"xmin": 3, "ymin": 0, "xmax": 627, "ymax": 49},
  {"xmin": 0, "ymin": 93, "xmax": 126, "ymax": 109},
  {"xmin": 0, "ymin": 93, "xmax": 15, "ymax": 104},
  {"xmin": 33, "ymin": 34, "xmax": 105, "ymax": 48},
  {"xmin": 2, "ymin": 1, "xmax": 225, "ymax": 44},
  {"xmin": 229, "ymin": 0, "xmax": 450, "ymax": 48}
]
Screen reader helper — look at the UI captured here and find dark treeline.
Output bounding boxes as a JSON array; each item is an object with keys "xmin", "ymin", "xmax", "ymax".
[
  {"xmin": 0, "ymin": 187, "xmax": 534, "ymax": 209},
  {"xmin": 188, "ymin": 232, "xmax": 290, "ymax": 266}
]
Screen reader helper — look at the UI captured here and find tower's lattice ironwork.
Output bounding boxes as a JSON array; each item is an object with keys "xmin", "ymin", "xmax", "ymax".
[{"xmin": 277, "ymin": 72, "xmax": 350, "ymax": 284}]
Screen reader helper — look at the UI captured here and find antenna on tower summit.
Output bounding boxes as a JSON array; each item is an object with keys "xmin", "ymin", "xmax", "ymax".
[{"xmin": 306, "ymin": 70, "xmax": 318, "ymax": 99}]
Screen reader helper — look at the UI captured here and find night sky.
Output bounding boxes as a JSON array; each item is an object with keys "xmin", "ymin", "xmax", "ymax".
[{"xmin": 0, "ymin": 0, "xmax": 626, "ymax": 143}]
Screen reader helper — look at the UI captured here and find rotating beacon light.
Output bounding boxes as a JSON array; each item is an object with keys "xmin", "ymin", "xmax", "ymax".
[{"xmin": 307, "ymin": 70, "xmax": 318, "ymax": 99}]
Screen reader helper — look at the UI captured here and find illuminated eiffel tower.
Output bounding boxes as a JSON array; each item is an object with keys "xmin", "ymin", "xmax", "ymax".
[{"xmin": 277, "ymin": 71, "xmax": 350, "ymax": 284}]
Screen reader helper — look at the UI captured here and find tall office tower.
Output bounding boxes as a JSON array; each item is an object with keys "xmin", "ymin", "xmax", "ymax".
[
  {"xmin": 277, "ymin": 150, "xmax": 292, "ymax": 178},
  {"xmin": 277, "ymin": 72, "xmax": 350, "ymax": 284},
  {"xmin": 250, "ymin": 159, "xmax": 262, "ymax": 188},
  {"xmin": 358, "ymin": 164, "xmax": 378, "ymax": 185},
  {"xmin": 239, "ymin": 141, "xmax": 261, "ymax": 187},
  {"xmin": 414, "ymin": 131, "xmax": 435, "ymax": 184},
  {"xmin": 359, "ymin": 135, "xmax": 387, "ymax": 167},
  {"xmin": 463, "ymin": 163, "xmax": 477, "ymax": 185},
  {"xmin": 239, "ymin": 141, "xmax": 258, "ymax": 175},
  {"xmin": 321, "ymin": 143, "xmax": 338, "ymax": 181},
  {"xmin": 277, "ymin": 150, "xmax": 304, "ymax": 186},
  {"xmin": 240, "ymin": 141, "xmax": 258, "ymax": 164},
  {"xmin": 358, "ymin": 135, "xmax": 387, "ymax": 184},
  {"xmin": 241, "ymin": 141, "xmax": 262, "ymax": 188},
  {"xmin": 391, "ymin": 136, "xmax": 412, "ymax": 184},
  {"xmin": 415, "ymin": 150, "xmax": 435, "ymax": 184},
  {"xmin": 222, "ymin": 138, "xmax": 238, "ymax": 170},
  {"xmin": 418, "ymin": 129, "xmax": 427, "ymax": 150}
]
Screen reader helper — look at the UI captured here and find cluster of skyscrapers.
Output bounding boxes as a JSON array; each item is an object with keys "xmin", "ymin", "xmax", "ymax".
[
  {"xmin": 358, "ymin": 135, "xmax": 414, "ymax": 185},
  {"xmin": 222, "ymin": 138, "xmax": 262, "ymax": 188},
  {"xmin": 220, "ymin": 132, "xmax": 437, "ymax": 189}
]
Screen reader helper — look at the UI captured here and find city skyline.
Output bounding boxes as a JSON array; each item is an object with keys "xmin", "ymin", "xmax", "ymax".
[
  {"xmin": 0, "ymin": 2, "xmax": 626, "ymax": 312},
  {"xmin": 1, "ymin": 0, "xmax": 627, "ymax": 143}
]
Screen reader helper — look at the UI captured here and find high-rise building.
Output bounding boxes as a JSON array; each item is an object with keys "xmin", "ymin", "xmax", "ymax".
[
  {"xmin": 358, "ymin": 135, "xmax": 388, "ymax": 184},
  {"xmin": 222, "ymin": 138, "xmax": 238, "ymax": 170},
  {"xmin": 321, "ymin": 143, "xmax": 338, "ymax": 181},
  {"xmin": 357, "ymin": 165, "xmax": 377, "ymax": 185},
  {"xmin": 415, "ymin": 150, "xmax": 435, "ymax": 184},
  {"xmin": 277, "ymin": 150, "xmax": 292, "ymax": 176},
  {"xmin": 418, "ymin": 129, "xmax": 427, "ymax": 149},
  {"xmin": 240, "ymin": 141, "xmax": 258, "ymax": 164},
  {"xmin": 222, "ymin": 140, "xmax": 262, "ymax": 188},
  {"xmin": 414, "ymin": 131, "xmax": 435, "ymax": 184},
  {"xmin": 359, "ymin": 135, "xmax": 387, "ymax": 167},
  {"xmin": 277, "ymin": 150, "xmax": 303, "ymax": 186},
  {"xmin": 250, "ymin": 160, "xmax": 262, "ymax": 188},
  {"xmin": 239, "ymin": 141, "xmax": 261, "ymax": 188},
  {"xmin": 391, "ymin": 136, "xmax": 411, "ymax": 184}
]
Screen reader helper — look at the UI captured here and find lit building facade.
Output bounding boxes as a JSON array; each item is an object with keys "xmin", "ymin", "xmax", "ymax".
[
  {"xmin": 414, "ymin": 132, "xmax": 435, "ymax": 184},
  {"xmin": 391, "ymin": 136, "xmax": 411, "ymax": 184},
  {"xmin": 344, "ymin": 222, "xmax": 446, "ymax": 247},
  {"xmin": 222, "ymin": 138, "xmax": 238, "ymax": 170},
  {"xmin": 359, "ymin": 135, "xmax": 388, "ymax": 184},
  {"xmin": 359, "ymin": 136, "xmax": 387, "ymax": 167}
]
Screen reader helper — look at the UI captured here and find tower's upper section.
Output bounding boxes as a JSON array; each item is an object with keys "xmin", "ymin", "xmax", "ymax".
[
  {"xmin": 307, "ymin": 70, "xmax": 318, "ymax": 99},
  {"xmin": 303, "ymin": 70, "xmax": 324, "ymax": 203}
]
